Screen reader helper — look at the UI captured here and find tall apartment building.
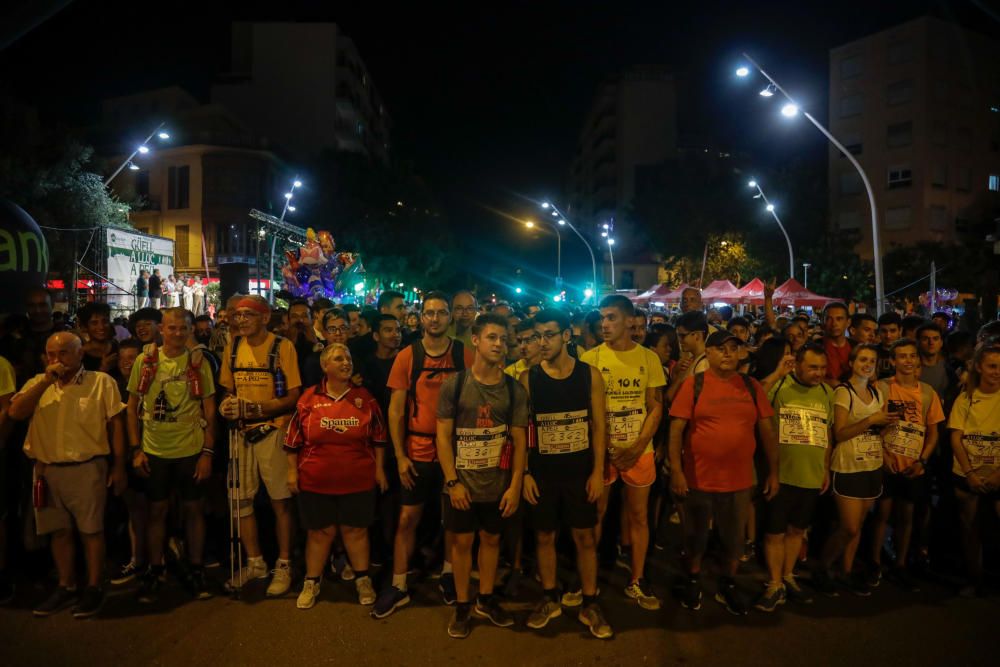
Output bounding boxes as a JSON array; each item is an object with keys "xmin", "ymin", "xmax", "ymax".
[
  {"xmin": 828, "ymin": 16, "xmax": 1000, "ymax": 257},
  {"xmin": 212, "ymin": 22, "xmax": 391, "ymax": 163}
]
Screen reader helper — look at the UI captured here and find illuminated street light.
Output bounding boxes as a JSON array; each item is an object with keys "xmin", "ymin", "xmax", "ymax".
[
  {"xmin": 736, "ymin": 51, "xmax": 884, "ymax": 314},
  {"xmin": 128, "ymin": 162, "xmax": 140, "ymax": 171},
  {"xmin": 104, "ymin": 121, "xmax": 171, "ymax": 186},
  {"xmin": 541, "ymin": 202, "xmax": 550, "ymax": 209},
  {"xmin": 157, "ymin": 131, "xmax": 170, "ymax": 140},
  {"xmin": 746, "ymin": 177, "xmax": 795, "ymax": 280},
  {"xmin": 293, "ymin": 180, "xmax": 303, "ymax": 188},
  {"xmin": 766, "ymin": 203, "xmax": 775, "ymax": 212},
  {"xmin": 288, "ymin": 206, "xmax": 296, "ymax": 212},
  {"xmin": 759, "ymin": 86, "xmax": 774, "ymax": 97},
  {"xmin": 747, "ymin": 180, "xmax": 757, "ymax": 188},
  {"xmin": 540, "ymin": 200, "xmax": 597, "ymax": 303},
  {"xmin": 284, "ymin": 192, "xmax": 293, "ymax": 200},
  {"xmin": 137, "ymin": 145, "xmax": 150, "ymax": 154},
  {"xmin": 524, "ymin": 220, "xmax": 535, "ymax": 229},
  {"xmin": 515, "ymin": 287, "xmax": 522, "ymax": 294}
]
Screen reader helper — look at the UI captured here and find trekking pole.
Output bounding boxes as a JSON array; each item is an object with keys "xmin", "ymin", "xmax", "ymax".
[{"xmin": 228, "ymin": 424, "xmax": 243, "ymax": 599}]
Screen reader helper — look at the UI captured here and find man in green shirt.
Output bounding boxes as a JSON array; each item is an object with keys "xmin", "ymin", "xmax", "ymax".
[
  {"xmin": 757, "ymin": 342, "xmax": 834, "ymax": 611},
  {"xmin": 126, "ymin": 308, "xmax": 217, "ymax": 602}
]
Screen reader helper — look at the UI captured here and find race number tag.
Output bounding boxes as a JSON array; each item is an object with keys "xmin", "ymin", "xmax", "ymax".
[
  {"xmin": 962, "ymin": 433, "xmax": 1000, "ymax": 469},
  {"xmin": 608, "ymin": 408, "xmax": 643, "ymax": 446},
  {"xmin": 536, "ymin": 410, "xmax": 589, "ymax": 455},
  {"xmin": 852, "ymin": 431, "xmax": 883, "ymax": 463},
  {"xmin": 778, "ymin": 407, "xmax": 829, "ymax": 448},
  {"xmin": 455, "ymin": 425, "xmax": 507, "ymax": 470},
  {"xmin": 884, "ymin": 422, "xmax": 925, "ymax": 459}
]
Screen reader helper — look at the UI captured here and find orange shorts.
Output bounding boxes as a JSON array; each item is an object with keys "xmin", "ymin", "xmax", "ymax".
[{"xmin": 604, "ymin": 450, "xmax": 656, "ymax": 488}]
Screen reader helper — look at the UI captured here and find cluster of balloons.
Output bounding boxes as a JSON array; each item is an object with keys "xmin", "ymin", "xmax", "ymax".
[{"xmin": 280, "ymin": 228, "xmax": 364, "ymax": 299}]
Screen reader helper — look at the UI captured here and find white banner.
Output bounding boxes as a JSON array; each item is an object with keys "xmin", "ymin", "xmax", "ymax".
[{"xmin": 105, "ymin": 228, "xmax": 174, "ymax": 310}]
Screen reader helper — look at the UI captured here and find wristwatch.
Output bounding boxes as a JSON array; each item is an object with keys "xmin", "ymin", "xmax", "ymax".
[{"xmin": 445, "ymin": 479, "xmax": 459, "ymax": 489}]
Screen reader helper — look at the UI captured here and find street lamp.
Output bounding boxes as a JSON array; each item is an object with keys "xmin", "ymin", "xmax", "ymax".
[
  {"xmin": 541, "ymin": 201, "xmax": 597, "ymax": 304},
  {"xmin": 104, "ymin": 121, "xmax": 171, "ymax": 186},
  {"xmin": 802, "ymin": 262, "xmax": 811, "ymax": 290},
  {"xmin": 601, "ymin": 222, "xmax": 616, "ymax": 290},
  {"xmin": 747, "ymin": 178, "xmax": 795, "ymax": 280},
  {"xmin": 279, "ymin": 177, "xmax": 301, "ymax": 222},
  {"xmin": 524, "ymin": 218, "xmax": 562, "ymax": 288},
  {"xmin": 736, "ymin": 52, "xmax": 884, "ymax": 314}
]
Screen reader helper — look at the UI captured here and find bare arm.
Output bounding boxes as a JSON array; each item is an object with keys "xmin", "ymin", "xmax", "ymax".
[
  {"xmin": 201, "ymin": 394, "xmax": 217, "ymax": 450},
  {"xmin": 632, "ymin": 386, "xmax": 663, "ymax": 453},
  {"xmin": 8, "ymin": 376, "xmax": 53, "ymax": 421},
  {"xmin": 388, "ymin": 388, "xmax": 408, "ymax": 460},
  {"xmin": 126, "ymin": 393, "xmax": 142, "ymax": 449},
  {"xmin": 757, "ymin": 417, "xmax": 779, "ymax": 499},
  {"xmin": 436, "ymin": 417, "xmax": 458, "ymax": 483},
  {"xmin": 833, "ymin": 403, "xmax": 892, "ymax": 443},
  {"xmin": 951, "ymin": 429, "xmax": 973, "ymax": 475},
  {"xmin": 589, "ymin": 366, "xmax": 607, "ymax": 478}
]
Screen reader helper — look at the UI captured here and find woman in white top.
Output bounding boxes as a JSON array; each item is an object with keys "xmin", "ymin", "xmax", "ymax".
[
  {"xmin": 817, "ymin": 343, "xmax": 896, "ymax": 597},
  {"xmin": 164, "ymin": 275, "xmax": 178, "ymax": 308},
  {"xmin": 950, "ymin": 341, "xmax": 1000, "ymax": 597},
  {"xmin": 182, "ymin": 276, "xmax": 194, "ymax": 311}
]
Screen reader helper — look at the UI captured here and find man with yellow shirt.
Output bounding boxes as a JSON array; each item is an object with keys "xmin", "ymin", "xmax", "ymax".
[
  {"xmin": 580, "ymin": 295, "xmax": 665, "ymax": 610},
  {"xmin": 505, "ymin": 320, "xmax": 541, "ymax": 379},
  {"xmin": 219, "ymin": 295, "xmax": 302, "ymax": 596}
]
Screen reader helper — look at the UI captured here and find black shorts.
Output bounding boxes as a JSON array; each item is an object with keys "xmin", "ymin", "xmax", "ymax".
[
  {"xmin": 145, "ymin": 453, "xmax": 204, "ymax": 503},
  {"xmin": 443, "ymin": 499, "xmax": 505, "ymax": 535},
  {"xmin": 400, "ymin": 460, "xmax": 443, "ymax": 507},
  {"xmin": 952, "ymin": 473, "xmax": 1000, "ymax": 502},
  {"xmin": 882, "ymin": 471, "xmax": 928, "ymax": 503},
  {"xmin": 832, "ymin": 469, "xmax": 882, "ymax": 500},
  {"xmin": 297, "ymin": 489, "xmax": 376, "ymax": 530},
  {"xmin": 765, "ymin": 484, "xmax": 819, "ymax": 534},
  {"xmin": 528, "ymin": 471, "xmax": 598, "ymax": 532}
]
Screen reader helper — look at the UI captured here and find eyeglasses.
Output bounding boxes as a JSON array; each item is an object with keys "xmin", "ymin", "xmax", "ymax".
[
  {"xmin": 325, "ymin": 325, "xmax": 350, "ymax": 334},
  {"xmin": 516, "ymin": 334, "xmax": 539, "ymax": 345},
  {"xmin": 452, "ymin": 306, "xmax": 476, "ymax": 313},
  {"xmin": 422, "ymin": 310, "xmax": 450, "ymax": 319},
  {"xmin": 537, "ymin": 330, "xmax": 564, "ymax": 341},
  {"xmin": 233, "ymin": 312, "xmax": 262, "ymax": 320}
]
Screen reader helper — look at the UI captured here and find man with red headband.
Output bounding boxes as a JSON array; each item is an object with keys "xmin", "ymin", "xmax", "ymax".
[{"xmin": 218, "ymin": 295, "xmax": 302, "ymax": 596}]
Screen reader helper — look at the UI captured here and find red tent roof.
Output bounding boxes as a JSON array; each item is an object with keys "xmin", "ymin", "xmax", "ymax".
[
  {"xmin": 632, "ymin": 283, "xmax": 673, "ymax": 305},
  {"xmin": 736, "ymin": 278, "xmax": 767, "ymax": 305},
  {"xmin": 656, "ymin": 283, "xmax": 691, "ymax": 302},
  {"xmin": 701, "ymin": 279, "xmax": 741, "ymax": 303},
  {"xmin": 772, "ymin": 278, "xmax": 836, "ymax": 308}
]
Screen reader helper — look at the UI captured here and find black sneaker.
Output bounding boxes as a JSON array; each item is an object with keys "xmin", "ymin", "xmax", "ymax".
[
  {"xmin": 110, "ymin": 560, "xmax": 141, "ymax": 586},
  {"xmin": 136, "ymin": 572, "xmax": 162, "ymax": 604},
  {"xmin": 474, "ymin": 595, "xmax": 514, "ymax": 627},
  {"xmin": 810, "ymin": 568, "xmax": 839, "ymax": 598},
  {"xmin": 72, "ymin": 586, "xmax": 105, "ymax": 619},
  {"xmin": 846, "ymin": 572, "xmax": 872, "ymax": 597},
  {"xmin": 33, "ymin": 586, "xmax": 78, "ymax": 617},
  {"xmin": 680, "ymin": 574, "xmax": 702, "ymax": 610},
  {"xmin": 714, "ymin": 577, "xmax": 748, "ymax": 616},
  {"xmin": 448, "ymin": 604, "xmax": 472, "ymax": 638},
  {"xmin": 439, "ymin": 572, "xmax": 457, "ymax": 605},
  {"xmin": 783, "ymin": 576, "xmax": 814, "ymax": 604},
  {"xmin": 189, "ymin": 567, "xmax": 213, "ymax": 600},
  {"xmin": 865, "ymin": 563, "xmax": 883, "ymax": 589}
]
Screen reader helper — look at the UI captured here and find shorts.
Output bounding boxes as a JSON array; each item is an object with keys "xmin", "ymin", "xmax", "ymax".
[
  {"xmin": 528, "ymin": 470, "xmax": 598, "ymax": 532},
  {"xmin": 682, "ymin": 487, "xmax": 752, "ymax": 561},
  {"xmin": 443, "ymin": 499, "xmax": 505, "ymax": 535},
  {"xmin": 952, "ymin": 473, "xmax": 1000, "ymax": 502},
  {"xmin": 34, "ymin": 458, "xmax": 108, "ymax": 536},
  {"xmin": 298, "ymin": 488, "xmax": 376, "ymax": 530},
  {"xmin": 604, "ymin": 450, "xmax": 656, "ymax": 487},
  {"xmin": 832, "ymin": 469, "xmax": 882, "ymax": 500},
  {"xmin": 145, "ymin": 453, "xmax": 204, "ymax": 503},
  {"xmin": 400, "ymin": 459, "xmax": 443, "ymax": 507},
  {"xmin": 765, "ymin": 484, "xmax": 819, "ymax": 534},
  {"xmin": 229, "ymin": 427, "xmax": 291, "ymax": 517},
  {"xmin": 882, "ymin": 471, "xmax": 927, "ymax": 503}
]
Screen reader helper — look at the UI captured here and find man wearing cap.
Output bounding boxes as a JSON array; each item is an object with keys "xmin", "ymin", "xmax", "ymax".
[
  {"xmin": 9, "ymin": 332, "xmax": 127, "ymax": 618},
  {"xmin": 218, "ymin": 294, "xmax": 302, "ymax": 596},
  {"xmin": 669, "ymin": 329, "xmax": 779, "ymax": 616}
]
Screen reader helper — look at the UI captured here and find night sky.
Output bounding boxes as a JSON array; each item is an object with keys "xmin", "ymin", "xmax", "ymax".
[{"xmin": 2, "ymin": 0, "xmax": 995, "ymax": 295}]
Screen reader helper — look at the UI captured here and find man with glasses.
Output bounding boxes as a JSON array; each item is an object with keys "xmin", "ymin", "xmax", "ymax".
[
  {"xmin": 302, "ymin": 309, "xmax": 351, "ymax": 388},
  {"xmin": 667, "ymin": 311, "xmax": 710, "ymax": 402},
  {"xmin": 449, "ymin": 291, "xmax": 478, "ymax": 348},
  {"xmin": 373, "ymin": 291, "xmax": 474, "ymax": 618},
  {"xmin": 505, "ymin": 320, "xmax": 541, "ymax": 379}
]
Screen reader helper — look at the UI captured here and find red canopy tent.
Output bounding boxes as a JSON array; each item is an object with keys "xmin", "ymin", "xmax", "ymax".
[
  {"xmin": 736, "ymin": 278, "xmax": 767, "ymax": 306},
  {"xmin": 700, "ymin": 279, "xmax": 741, "ymax": 304},
  {"xmin": 658, "ymin": 283, "xmax": 691, "ymax": 303},
  {"xmin": 772, "ymin": 278, "xmax": 836, "ymax": 308},
  {"xmin": 632, "ymin": 283, "xmax": 672, "ymax": 305}
]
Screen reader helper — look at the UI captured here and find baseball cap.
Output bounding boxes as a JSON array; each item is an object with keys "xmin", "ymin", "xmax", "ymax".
[{"xmin": 705, "ymin": 330, "xmax": 745, "ymax": 348}]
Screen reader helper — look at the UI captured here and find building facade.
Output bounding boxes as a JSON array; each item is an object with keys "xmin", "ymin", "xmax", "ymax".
[
  {"xmin": 212, "ymin": 22, "xmax": 391, "ymax": 163},
  {"xmin": 828, "ymin": 16, "xmax": 1000, "ymax": 257}
]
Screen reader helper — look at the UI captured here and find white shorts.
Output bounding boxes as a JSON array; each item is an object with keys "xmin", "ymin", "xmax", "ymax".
[{"xmin": 229, "ymin": 427, "xmax": 290, "ymax": 516}]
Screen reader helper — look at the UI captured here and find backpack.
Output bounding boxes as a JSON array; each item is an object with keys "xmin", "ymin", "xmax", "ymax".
[
  {"xmin": 228, "ymin": 335, "xmax": 288, "ymax": 397},
  {"xmin": 404, "ymin": 339, "xmax": 466, "ymax": 437},
  {"xmin": 450, "ymin": 368, "xmax": 517, "ymax": 468},
  {"xmin": 692, "ymin": 371, "xmax": 759, "ymax": 413}
]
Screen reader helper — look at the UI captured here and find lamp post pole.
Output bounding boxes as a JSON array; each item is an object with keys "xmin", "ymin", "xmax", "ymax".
[
  {"xmin": 803, "ymin": 262, "xmax": 811, "ymax": 290},
  {"xmin": 104, "ymin": 122, "xmax": 168, "ymax": 187},
  {"xmin": 546, "ymin": 203, "xmax": 598, "ymax": 304},
  {"xmin": 748, "ymin": 180, "xmax": 794, "ymax": 281}
]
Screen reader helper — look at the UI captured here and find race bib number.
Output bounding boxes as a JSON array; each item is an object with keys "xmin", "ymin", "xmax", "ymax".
[
  {"xmin": 963, "ymin": 433, "xmax": 1000, "ymax": 468},
  {"xmin": 455, "ymin": 425, "xmax": 507, "ymax": 470},
  {"xmin": 778, "ymin": 407, "xmax": 829, "ymax": 448},
  {"xmin": 608, "ymin": 408, "xmax": 643, "ymax": 446},
  {"xmin": 884, "ymin": 422, "xmax": 925, "ymax": 460},
  {"xmin": 536, "ymin": 410, "xmax": 589, "ymax": 455},
  {"xmin": 851, "ymin": 431, "xmax": 883, "ymax": 463}
]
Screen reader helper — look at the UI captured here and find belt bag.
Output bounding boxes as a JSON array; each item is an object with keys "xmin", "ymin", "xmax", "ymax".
[{"xmin": 245, "ymin": 424, "xmax": 276, "ymax": 444}]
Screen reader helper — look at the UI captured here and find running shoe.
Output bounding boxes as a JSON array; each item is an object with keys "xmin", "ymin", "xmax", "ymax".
[
  {"xmin": 846, "ymin": 572, "xmax": 872, "ymax": 597},
  {"xmin": 188, "ymin": 567, "xmax": 213, "ymax": 600},
  {"xmin": 810, "ymin": 568, "xmax": 839, "ymax": 598},
  {"xmin": 356, "ymin": 576, "xmax": 376, "ymax": 605},
  {"xmin": 297, "ymin": 579, "xmax": 321, "ymax": 610},
  {"xmin": 578, "ymin": 602, "xmax": 614, "ymax": 639},
  {"xmin": 110, "ymin": 560, "xmax": 140, "ymax": 586},
  {"xmin": 783, "ymin": 576, "xmax": 814, "ymax": 604},
  {"xmin": 738, "ymin": 540, "xmax": 756, "ymax": 564},
  {"xmin": 371, "ymin": 586, "xmax": 410, "ymax": 619},
  {"xmin": 715, "ymin": 577, "xmax": 749, "ymax": 616},
  {"xmin": 136, "ymin": 571, "xmax": 162, "ymax": 604},
  {"xmin": 266, "ymin": 560, "xmax": 292, "ymax": 597},
  {"xmin": 865, "ymin": 563, "xmax": 883, "ymax": 589},
  {"xmin": 439, "ymin": 572, "xmax": 457, "ymax": 605},
  {"xmin": 33, "ymin": 586, "xmax": 78, "ymax": 617},
  {"xmin": 624, "ymin": 578, "xmax": 660, "ymax": 610},
  {"xmin": 526, "ymin": 598, "xmax": 562, "ymax": 629},
  {"xmin": 474, "ymin": 595, "xmax": 514, "ymax": 627},
  {"xmin": 754, "ymin": 584, "xmax": 786, "ymax": 612},
  {"xmin": 225, "ymin": 557, "xmax": 269, "ymax": 592},
  {"xmin": 71, "ymin": 586, "xmax": 105, "ymax": 619},
  {"xmin": 679, "ymin": 575, "xmax": 702, "ymax": 610},
  {"xmin": 331, "ymin": 553, "xmax": 355, "ymax": 581},
  {"xmin": 448, "ymin": 605, "xmax": 472, "ymax": 639},
  {"xmin": 561, "ymin": 588, "xmax": 583, "ymax": 607}
]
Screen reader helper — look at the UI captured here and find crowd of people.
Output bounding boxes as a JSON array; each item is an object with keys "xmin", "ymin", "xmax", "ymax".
[{"xmin": 0, "ymin": 284, "xmax": 997, "ymax": 641}]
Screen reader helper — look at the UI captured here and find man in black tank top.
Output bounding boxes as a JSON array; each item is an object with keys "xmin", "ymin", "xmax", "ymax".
[{"xmin": 520, "ymin": 310, "xmax": 612, "ymax": 639}]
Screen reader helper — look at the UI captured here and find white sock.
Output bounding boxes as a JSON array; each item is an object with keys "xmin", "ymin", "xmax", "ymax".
[
  {"xmin": 276, "ymin": 558, "xmax": 290, "ymax": 568},
  {"xmin": 392, "ymin": 573, "xmax": 408, "ymax": 591},
  {"xmin": 248, "ymin": 555, "xmax": 265, "ymax": 565},
  {"xmin": 441, "ymin": 561, "xmax": 453, "ymax": 575}
]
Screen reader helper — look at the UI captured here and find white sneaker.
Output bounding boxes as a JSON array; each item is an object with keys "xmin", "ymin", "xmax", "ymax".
[
  {"xmin": 225, "ymin": 558, "xmax": 269, "ymax": 591},
  {"xmin": 267, "ymin": 560, "xmax": 293, "ymax": 597},
  {"xmin": 297, "ymin": 579, "xmax": 320, "ymax": 610},
  {"xmin": 356, "ymin": 576, "xmax": 376, "ymax": 605}
]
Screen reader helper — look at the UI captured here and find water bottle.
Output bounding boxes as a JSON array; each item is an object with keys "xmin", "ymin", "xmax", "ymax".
[
  {"xmin": 137, "ymin": 346, "xmax": 159, "ymax": 394},
  {"xmin": 187, "ymin": 353, "xmax": 203, "ymax": 398},
  {"xmin": 274, "ymin": 366, "xmax": 287, "ymax": 398}
]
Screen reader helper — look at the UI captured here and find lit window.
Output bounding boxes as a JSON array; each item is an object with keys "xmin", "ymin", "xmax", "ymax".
[
  {"xmin": 990, "ymin": 175, "xmax": 999, "ymax": 192},
  {"xmin": 887, "ymin": 166, "xmax": 912, "ymax": 189}
]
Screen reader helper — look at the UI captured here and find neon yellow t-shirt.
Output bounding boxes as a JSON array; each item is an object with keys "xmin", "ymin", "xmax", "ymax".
[{"xmin": 949, "ymin": 389, "xmax": 1000, "ymax": 478}]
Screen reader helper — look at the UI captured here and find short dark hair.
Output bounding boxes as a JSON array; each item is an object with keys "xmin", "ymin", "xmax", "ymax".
[
  {"xmin": 534, "ymin": 309, "xmax": 571, "ymax": 332},
  {"xmin": 850, "ymin": 312, "xmax": 877, "ymax": 328},
  {"xmin": 915, "ymin": 322, "xmax": 943, "ymax": 340},
  {"xmin": 728, "ymin": 316, "xmax": 750, "ymax": 331},
  {"xmin": 374, "ymin": 313, "xmax": 399, "ymax": 329},
  {"xmin": 77, "ymin": 302, "xmax": 111, "ymax": 324},
  {"xmin": 422, "ymin": 291, "xmax": 451, "ymax": 311},
  {"xmin": 977, "ymin": 320, "xmax": 1000, "ymax": 341},
  {"xmin": 633, "ymin": 307, "xmax": 648, "ymax": 319},
  {"xmin": 676, "ymin": 310, "xmax": 708, "ymax": 335},
  {"xmin": 931, "ymin": 311, "xmax": 952, "ymax": 323},
  {"xmin": 947, "ymin": 330, "xmax": 974, "ymax": 355},
  {"xmin": 877, "ymin": 312, "xmax": 902, "ymax": 327},
  {"xmin": 584, "ymin": 310, "xmax": 602, "ymax": 336},
  {"xmin": 377, "ymin": 290, "xmax": 404, "ymax": 311},
  {"xmin": 310, "ymin": 298, "xmax": 334, "ymax": 313},
  {"xmin": 288, "ymin": 298, "xmax": 310, "ymax": 311},
  {"xmin": 118, "ymin": 338, "xmax": 144, "ymax": 354},
  {"xmin": 889, "ymin": 337, "xmax": 918, "ymax": 357},
  {"xmin": 901, "ymin": 315, "xmax": 926, "ymax": 332},
  {"xmin": 514, "ymin": 319, "xmax": 536, "ymax": 334},
  {"xmin": 795, "ymin": 341, "xmax": 826, "ymax": 363},
  {"xmin": 823, "ymin": 301, "xmax": 849, "ymax": 317},
  {"xmin": 194, "ymin": 314, "xmax": 212, "ymax": 325},
  {"xmin": 472, "ymin": 312, "xmax": 509, "ymax": 336},
  {"xmin": 341, "ymin": 303, "xmax": 360, "ymax": 314},
  {"xmin": 598, "ymin": 294, "xmax": 635, "ymax": 317},
  {"xmin": 322, "ymin": 308, "xmax": 348, "ymax": 329}
]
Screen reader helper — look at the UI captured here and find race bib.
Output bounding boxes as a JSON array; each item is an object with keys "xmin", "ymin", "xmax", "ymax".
[
  {"xmin": 851, "ymin": 431, "xmax": 883, "ymax": 463},
  {"xmin": 884, "ymin": 422, "xmax": 925, "ymax": 460},
  {"xmin": 608, "ymin": 408, "xmax": 643, "ymax": 446},
  {"xmin": 455, "ymin": 425, "xmax": 507, "ymax": 470},
  {"xmin": 778, "ymin": 407, "xmax": 829, "ymax": 448},
  {"xmin": 963, "ymin": 433, "xmax": 1000, "ymax": 468},
  {"xmin": 536, "ymin": 410, "xmax": 589, "ymax": 455}
]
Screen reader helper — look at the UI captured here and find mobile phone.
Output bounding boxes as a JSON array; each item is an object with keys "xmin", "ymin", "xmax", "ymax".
[{"xmin": 888, "ymin": 400, "xmax": 905, "ymax": 414}]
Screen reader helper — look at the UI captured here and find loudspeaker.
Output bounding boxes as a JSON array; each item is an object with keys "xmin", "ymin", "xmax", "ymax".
[{"xmin": 218, "ymin": 262, "xmax": 250, "ymax": 305}]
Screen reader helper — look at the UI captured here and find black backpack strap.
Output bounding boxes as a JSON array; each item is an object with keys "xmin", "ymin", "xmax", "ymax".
[
  {"xmin": 229, "ymin": 335, "xmax": 243, "ymax": 375},
  {"xmin": 505, "ymin": 373, "xmax": 516, "ymax": 433},
  {"xmin": 268, "ymin": 335, "xmax": 284, "ymax": 373},
  {"xmin": 693, "ymin": 371, "xmax": 705, "ymax": 409},
  {"xmin": 740, "ymin": 373, "xmax": 759, "ymax": 415},
  {"xmin": 452, "ymin": 340, "xmax": 465, "ymax": 371},
  {"xmin": 770, "ymin": 375, "xmax": 788, "ymax": 407},
  {"xmin": 407, "ymin": 340, "xmax": 426, "ymax": 421}
]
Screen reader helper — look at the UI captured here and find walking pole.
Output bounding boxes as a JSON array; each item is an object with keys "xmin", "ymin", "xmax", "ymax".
[{"xmin": 228, "ymin": 424, "xmax": 243, "ymax": 599}]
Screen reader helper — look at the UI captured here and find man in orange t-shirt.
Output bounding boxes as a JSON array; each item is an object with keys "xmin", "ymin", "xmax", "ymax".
[
  {"xmin": 668, "ymin": 330, "xmax": 778, "ymax": 616},
  {"xmin": 372, "ymin": 291, "xmax": 474, "ymax": 619}
]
